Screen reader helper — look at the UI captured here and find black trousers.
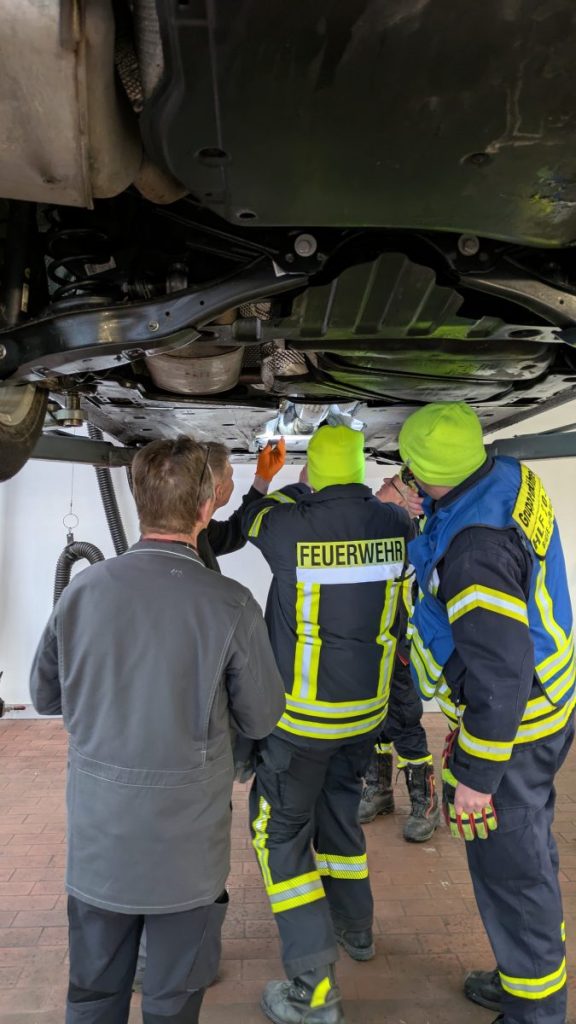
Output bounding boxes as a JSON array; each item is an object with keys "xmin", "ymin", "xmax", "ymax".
[
  {"xmin": 250, "ymin": 733, "xmax": 375, "ymax": 979},
  {"xmin": 465, "ymin": 722, "xmax": 573, "ymax": 1024},
  {"xmin": 379, "ymin": 659, "xmax": 430, "ymax": 763},
  {"xmin": 66, "ymin": 893, "xmax": 228, "ymax": 1023}
]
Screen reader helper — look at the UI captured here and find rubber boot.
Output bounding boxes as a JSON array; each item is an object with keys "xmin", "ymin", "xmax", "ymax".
[
  {"xmin": 261, "ymin": 965, "xmax": 345, "ymax": 1024},
  {"xmin": 358, "ymin": 751, "xmax": 394, "ymax": 824},
  {"xmin": 400, "ymin": 762, "xmax": 440, "ymax": 843},
  {"xmin": 464, "ymin": 968, "xmax": 503, "ymax": 1012}
]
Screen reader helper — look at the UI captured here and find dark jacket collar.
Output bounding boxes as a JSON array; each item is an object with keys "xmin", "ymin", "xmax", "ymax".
[{"xmin": 305, "ymin": 483, "xmax": 375, "ymax": 503}]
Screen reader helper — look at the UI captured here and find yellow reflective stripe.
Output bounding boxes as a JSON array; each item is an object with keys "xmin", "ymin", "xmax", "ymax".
[
  {"xmin": 447, "ymin": 585, "xmax": 528, "ymax": 626},
  {"xmin": 248, "ymin": 505, "xmax": 274, "ymax": 538},
  {"xmin": 286, "ymin": 694, "xmax": 387, "ymax": 719},
  {"xmin": 311, "ymin": 977, "xmax": 332, "ymax": 1008},
  {"xmin": 523, "ymin": 661, "xmax": 576, "ymax": 720},
  {"xmin": 316, "ymin": 853, "xmax": 368, "ymax": 879},
  {"xmin": 499, "ymin": 958, "xmax": 567, "ymax": 1000},
  {"xmin": 267, "ymin": 871, "xmax": 325, "ymax": 914},
  {"xmin": 410, "ymin": 643, "xmax": 438, "ymax": 698},
  {"xmin": 561, "ymin": 921, "xmax": 566, "ymax": 942},
  {"xmin": 402, "ymin": 577, "xmax": 414, "ymax": 616},
  {"xmin": 268, "ymin": 490, "xmax": 296, "ymax": 504},
  {"xmin": 396, "ymin": 755, "xmax": 433, "ymax": 768},
  {"xmin": 292, "ymin": 582, "xmax": 321, "ymax": 701},
  {"xmin": 458, "ymin": 722, "xmax": 513, "ymax": 763},
  {"xmin": 516, "ymin": 690, "xmax": 576, "ymax": 744},
  {"xmin": 375, "ymin": 742, "xmax": 393, "ymax": 754},
  {"xmin": 278, "ymin": 709, "xmax": 386, "ymax": 740},
  {"xmin": 534, "ymin": 562, "xmax": 568, "ymax": 651},
  {"xmin": 251, "ymin": 797, "xmax": 273, "ymax": 887},
  {"xmin": 411, "ymin": 626, "xmax": 443, "ymax": 680},
  {"xmin": 536, "ymin": 636, "xmax": 574, "ymax": 683},
  {"xmin": 376, "ymin": 583, "xmax": 401, "ymax": 697}
]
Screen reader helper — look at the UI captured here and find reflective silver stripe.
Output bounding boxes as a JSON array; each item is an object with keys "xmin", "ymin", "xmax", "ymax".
[
  {"xmin": 268, "ymin": 878, "xmax": 324, "ymax": 906},
  {"xmin": 268, "ymin": 491, "xmax": 296, "ymax": 504},
  {"xmin": 286, "ymin": 695, "xmax": 387, "ymax": 718},
  {"xmin": 296, "ymin": 563, "xmax": 405, "ymax": 585},
  {"xmin": 499, "ymin": 958, "xmax": 566, "ymax": 999}
]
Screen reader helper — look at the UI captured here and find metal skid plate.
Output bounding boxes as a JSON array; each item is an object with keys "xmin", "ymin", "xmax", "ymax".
[{"xmin": 142, "ymin": 0, "xmax": 576, "ymax": 246}]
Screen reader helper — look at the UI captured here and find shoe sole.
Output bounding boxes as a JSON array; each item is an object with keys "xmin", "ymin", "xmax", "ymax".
[
  {"xmin": 336, "ymin": 935, "xmax": 376, "ymax": 961},
  {"xmin": 358, "ymin": 806, "xmax": 394, "ymax": 825},
  {"xmin": 464, "ymin": 987, "xmax": 502, "ymax": 1013},
  {"xmin": 260, "ymin": 995, "xmax": 346, "ymax": 1024}
]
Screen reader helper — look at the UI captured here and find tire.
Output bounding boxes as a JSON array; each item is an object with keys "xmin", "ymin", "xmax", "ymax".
[{"xmin": 0, "ymin": 384, "xmax": 48, "ymax": 481}]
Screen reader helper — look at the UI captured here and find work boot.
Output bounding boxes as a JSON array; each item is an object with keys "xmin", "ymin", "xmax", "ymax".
[
  {"xmin": 358, "ymin": 751, "xmax": 394, "ymax": 823},
  {"xmin": 261, "ymin": 966, "xmax": 345, "ymax": 1024},
  {"xmin": 400, "ymin": 762, "xmax": 441, "ymax": 843},
  {"xmin": 335, "ymin": 925, "xmax": 375, "ymax": 961},
  {"xmin": 464, "ymin": 968, "xmax": 503, "ymax": 1012}
]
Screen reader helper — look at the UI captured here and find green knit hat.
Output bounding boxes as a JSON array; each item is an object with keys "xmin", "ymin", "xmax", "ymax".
[
  {"xmin": 398, "ymin": 403, "xmax": 487, "ymax": 486},
  {"xmin": 307, "ymin": 425, "xmax": 365, "ymax": 491}
]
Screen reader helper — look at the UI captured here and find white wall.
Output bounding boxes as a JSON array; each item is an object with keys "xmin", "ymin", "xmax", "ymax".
[{"xmin": 1, "ymin": 404, "xmax": 576, "ymax": 706}]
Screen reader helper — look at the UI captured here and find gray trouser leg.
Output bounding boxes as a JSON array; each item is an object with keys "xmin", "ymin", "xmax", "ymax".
[
  {"xmin": 66, "ymin": 893, "xmax": 228, "ymax": 1023},
  {"xmin": 66, "ymin": 896, "xmax": 141, "ymax": 1024}
]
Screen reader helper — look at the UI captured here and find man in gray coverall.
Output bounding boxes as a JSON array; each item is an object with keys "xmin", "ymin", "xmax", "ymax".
[{"xmin": 29, "ymin": 436, "xmax": 286, "ymax": 1024}]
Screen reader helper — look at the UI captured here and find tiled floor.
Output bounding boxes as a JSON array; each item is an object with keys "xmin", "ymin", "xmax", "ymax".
[{"xmin": 1, "ymin": 718, "xmax": 575, "ymax": 1023}]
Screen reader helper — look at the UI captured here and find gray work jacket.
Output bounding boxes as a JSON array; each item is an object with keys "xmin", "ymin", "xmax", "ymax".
[{"xmin": 29, "ymin": 540, "xmax": 285, "ymax": 915}]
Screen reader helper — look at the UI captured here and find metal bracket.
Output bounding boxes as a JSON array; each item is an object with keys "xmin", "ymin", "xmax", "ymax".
[
  {"xmin": 0, "ymin": 263, "xmax": 308, "ymax": 383},
  {"xmin": 486, "ymin": 430, "xmax": 576, "ymax": 461},
  {"xmin": 31, "ymin": 433, "xmax": 136, "ymax": 468}
]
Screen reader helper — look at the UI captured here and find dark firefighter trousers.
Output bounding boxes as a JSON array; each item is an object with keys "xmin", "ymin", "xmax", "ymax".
[
  {"xmin": 65, "ymin": 892, "xmax": 228, "ymax": 1023},
  {"xmin": 249, "ymin": 732, "xmax": 375, "ymax": 978},
  {"xmin": 377, "ymin": 659, "xmax": 431, "ymax": 763},
  {"xmin": 463, "ymin": 720, "xmax": 574, "ymax": 1024}
]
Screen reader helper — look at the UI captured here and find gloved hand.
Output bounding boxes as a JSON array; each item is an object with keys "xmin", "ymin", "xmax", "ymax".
[
  {"xmin": 441, "ymin": 730, "xmax": 498, "ymax": 841},
  {"xmin": 233, "ymin": 735, "xmax": 258, "ymax": 784},
  {"xmin": 256, "ymin": 438, "xmax": 286, "ymax": 482},
  {"xmin": 234, "ymin": 760, "xmax": 255, "ymax": 784}
]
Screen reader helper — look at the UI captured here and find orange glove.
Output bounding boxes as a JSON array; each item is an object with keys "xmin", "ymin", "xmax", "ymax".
[{"xmin": 256, "ymin": 438, "xmax": 286, "ymax": 482}]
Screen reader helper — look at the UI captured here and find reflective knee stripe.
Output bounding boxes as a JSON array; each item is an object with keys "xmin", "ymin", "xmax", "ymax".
[
  {"xmin": 315, "ymin": 853, "xmax": 369, "ymax": 880},
  {"xmin": 267, "ymin": 871, "xmax": 325, "ymax": 913},
  {"xmin": 375, "ymin": 742, "xmax": 393, "ymax": 755},
  {"xmin": 499, "ymin": 958, "xmax": 567, "ymax": 1000},
  {"xmin": 248, "ymin": 505, "xmax": 274, "ymax": 538},
  {"xmin": 458, "ymin": 722, "xmax": 514, "ymax": 763},
  {"xmin": 376, "ymin": 583, "xmax": 401, "ymax": 697},
  {"xmin": 447, "ymin": 585, "xmax": 529, "ymax": 627},
  {"xmin": 396, "ymin": 754, "xmax": 433, "ymax": 768},
  {"xmin": 292, "ymin": 582, "xmax": 321, "ymax": 701},
  {"xmin": 251, "ymin": 797, "xmax": 273, "ymax": 888}
]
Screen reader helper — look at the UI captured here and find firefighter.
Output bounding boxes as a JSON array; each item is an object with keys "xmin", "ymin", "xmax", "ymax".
[
  {"xmin": 399, "ymin": 402, "xmax": 575, "ymax": 1024},
  {"xmin": 242, "ymin": 425, "xmax": 414, "ymax": 1024}
]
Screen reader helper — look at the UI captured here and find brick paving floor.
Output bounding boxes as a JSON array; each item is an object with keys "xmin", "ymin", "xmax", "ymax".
[{"xmin": 0, "ymin": 717, "xmax": 575, "ymax": 1023}]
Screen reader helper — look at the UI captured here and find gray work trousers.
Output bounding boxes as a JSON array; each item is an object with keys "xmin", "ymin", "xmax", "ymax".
[{"xmin": 66, "ymin": 892, "xmax": 228, "ymax": 1023}]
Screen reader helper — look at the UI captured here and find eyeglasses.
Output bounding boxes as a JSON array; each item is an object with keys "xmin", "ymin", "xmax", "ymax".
[
  {"xmin": 400, "ymin": 465, "xmax": 418, "ymax": 491},
  {"xmin": 196, "ymin": 443, "xmax": 212, "ymax": 512}
]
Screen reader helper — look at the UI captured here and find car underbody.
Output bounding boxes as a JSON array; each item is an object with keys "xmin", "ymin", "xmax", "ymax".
[{"xmin": 2, "ymin": 0, "xmax": 576, "ymax": 476}]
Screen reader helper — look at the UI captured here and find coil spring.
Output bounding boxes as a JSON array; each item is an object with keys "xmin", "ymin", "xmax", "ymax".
[{"xmin": 46, "ymin": 227, "xmax": 121, "ymax": 303}]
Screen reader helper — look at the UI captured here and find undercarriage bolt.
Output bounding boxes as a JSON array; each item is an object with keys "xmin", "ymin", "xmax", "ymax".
[
  {"xmin": 294, "ymin": 233, "xmax": 318, "ymax": 258},
  {"xmin": 458, "ymin": 234, "xmax": 480, "ymax": 257}
]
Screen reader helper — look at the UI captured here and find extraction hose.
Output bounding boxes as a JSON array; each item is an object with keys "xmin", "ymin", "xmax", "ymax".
[
  {"xmin": 86, "ymin": 423, "xmax": 129, "ymax": 555},
  {"xmin": 53, "ymin": 542, "xmax": 105, "ymax": 606}
]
